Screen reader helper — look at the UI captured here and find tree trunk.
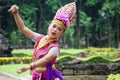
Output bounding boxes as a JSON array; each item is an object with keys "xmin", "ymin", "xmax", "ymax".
[
  {"xmin": 35, "ymin": 1, "xmax": 41, "ymax": 32},
  {"xmin": 108, "ymin": 22, "xmax": 111, "ymax": 47},
  {"xmin": 99, "ymin": 25, "xmax": 102, "ymax": 47},
  {"xmin": 108, "ymin": 18, "xmax": 113, "ymax": 47},
  {"xmin": 116, "ymin": 14, "xmax": 120, "ymax": 48},
  {"xmin": 75, "ymin": 0, "xmax": 81, "ymax": 48}
]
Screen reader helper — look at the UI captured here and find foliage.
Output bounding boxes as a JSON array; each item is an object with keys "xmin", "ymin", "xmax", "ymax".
[
  {"xmin": 10, "ymin": 31, "xmax": 18, "ymax": 45},
  {"xmin": 0, "ymin": 55, "xmax": 120, "ymax": 65},
  {"xmin": 63, "ymin": 24, "xmax": 76, "ymax": 47},
  {"xmin": 80, "ymin": 11, "xmax": 93, "ymax": 47},
  {"xmin": 1, "ymin": 0, "xmax": 120, "ymax": 49},
  {"xmin": 0, "ymin": 57, "xmax": 32, "ymax": 65},
  {"xmin": 107, "ymin": 74, "xmax": 120, "ymax": 80},
  {"xmin": 85, "ymin": 0, "xmax": 102, "ymax": 6},
  {"xmin": 84, "ymin": 47, "xmax": 118, "ymax": 59},
  {"xmin": 0, "ymin": 48, "xmax": 120, "ymax": 65},
  {"xmin": 81, "ymin": 56, "xmax": 112, "ymax": 63},
  {"xmin": 12, "ymin": 49, "xmax": 33, "ymax": 57},
  {"xmin": 57, "ymin": 55, "xmax": 76, "ymax": 62}
]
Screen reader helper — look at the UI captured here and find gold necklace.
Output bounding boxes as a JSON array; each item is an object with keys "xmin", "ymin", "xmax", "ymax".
[{"xmin": 37, "ymin": 36, "xmax": 57, "ymax": 50}]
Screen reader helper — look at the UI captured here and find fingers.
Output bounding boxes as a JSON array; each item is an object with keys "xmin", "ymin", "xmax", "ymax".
[
  {"xmin": 16, "ymin": 68, "xmax": 26, "ymax": 74},
  {"xmin": 17, "ymin": 69, "xmax": 22, "ymax": 74},
  {"xmin": 8, "ymin": 5, "xmax": 19, "ymax": 14},
  {"xmin": 17, "ymin": 66, "xmax": 30, "ymax": 74},
  {"xmin": 55, "ymin": 78, "xmax": 60, "ymax": 80}
]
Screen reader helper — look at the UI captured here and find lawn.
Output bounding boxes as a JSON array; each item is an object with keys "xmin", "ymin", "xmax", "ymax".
[{"xmin": 0, "ymin": 64, "xmax": 30, "ymax": 77}]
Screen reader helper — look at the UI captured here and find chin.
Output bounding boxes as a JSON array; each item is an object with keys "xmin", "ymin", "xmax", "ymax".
[
  {"xmin": 49, "ymin": 35, "xmax": 56, "ymax": 39},
  {"xmin": 52, "ymin": 36, "xmax": 57, "ymax": 39}
]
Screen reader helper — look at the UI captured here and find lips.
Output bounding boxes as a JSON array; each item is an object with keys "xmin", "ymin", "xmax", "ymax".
[{"xmin": 52, "ymin": 32, "xmax": 56, "ymax": 35}]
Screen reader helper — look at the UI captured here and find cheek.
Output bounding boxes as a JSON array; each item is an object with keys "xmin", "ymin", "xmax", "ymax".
[
  {"xmin": 48, "ymin": 27, "xmax": 51, "ymax": 33},
  {"xmin": 48, "ymin": 26, "xmax": 53, "ymax": 31},
  {"xmin": 57, "ymin": 31, "xmax": 63, "ymax": 37}
]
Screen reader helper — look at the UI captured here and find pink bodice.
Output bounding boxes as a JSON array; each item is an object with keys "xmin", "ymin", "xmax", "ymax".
[{"xmin": 33, "ymin": 35, "xmax": 59, "ymax": 65}]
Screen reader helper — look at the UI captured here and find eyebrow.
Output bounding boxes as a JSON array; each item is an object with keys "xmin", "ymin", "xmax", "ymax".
[{"xmin": 53, "ymin": 23, "xmax": 62, "ymax": 28}]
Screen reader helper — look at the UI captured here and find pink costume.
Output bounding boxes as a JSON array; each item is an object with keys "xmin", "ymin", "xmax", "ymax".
[
  {"xmin": 31, "ymin": 2, "xmax": 76, "ymax": 80},
  {"xmin": 32, "ymin": 35, "xmax": 63, "ymax": 80}
]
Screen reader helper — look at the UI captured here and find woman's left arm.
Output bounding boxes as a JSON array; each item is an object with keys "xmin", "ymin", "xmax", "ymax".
[
  {"xmin": 17, "ymin": 47, "xmax": 59, "ymax": 74},
  {"xmin": 34, "ymin": 50, "xmax": 57, "ymax": 67}
]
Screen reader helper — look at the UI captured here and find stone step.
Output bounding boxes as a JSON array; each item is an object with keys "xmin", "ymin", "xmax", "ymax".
[
  {"xmin": 18, "ymin": 75, "xmax": 108, "ymax": 80},
  {"xmin": 0, "ymin": 72, "xmax": 108, "ymax": 80}
]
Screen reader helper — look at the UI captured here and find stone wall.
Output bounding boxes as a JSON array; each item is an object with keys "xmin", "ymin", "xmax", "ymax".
[
  {"xmin": 64, "ymin": 75, "xmax": 108, "ymax": 80},
  {"xmin": 56, "ymin": 62, "xmax": 120, "ymax": 75},
  {"xmin": 1, "ymin": 62, "xmax": 120, "ymax": 80}
]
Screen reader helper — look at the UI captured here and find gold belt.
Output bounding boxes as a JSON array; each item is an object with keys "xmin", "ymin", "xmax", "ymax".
[{"xmin": 35, "ymin": 64, "xmax": 56, "ymax": 72}]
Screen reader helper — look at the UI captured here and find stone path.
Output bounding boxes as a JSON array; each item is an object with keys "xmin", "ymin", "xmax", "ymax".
[
  {"xmin": 0, "ymin": 72, "xmax": 31, "ymax": 80},
  {"xmin": 18, "ymin": 75, "xmax": 32, "ymax": 80},
  {"xmin": 0, "ymin": 72, "xmax": 18, "ymax": 80}
]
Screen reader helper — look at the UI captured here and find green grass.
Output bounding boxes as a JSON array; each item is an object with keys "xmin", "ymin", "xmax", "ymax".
[{"xmin": 0, "ymin": 64, "xmax": 30, "ymax": 77}]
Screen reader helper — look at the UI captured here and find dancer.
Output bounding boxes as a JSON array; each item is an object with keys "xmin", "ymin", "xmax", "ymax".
[{"xmin": 8, "ymin": 2, "xmax": 76, "ymax": 80}]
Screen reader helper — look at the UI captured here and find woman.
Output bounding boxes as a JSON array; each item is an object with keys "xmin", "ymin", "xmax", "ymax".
[{"xmin": 8, "ymin": 2, "xmax": 76, "ymax": 80}]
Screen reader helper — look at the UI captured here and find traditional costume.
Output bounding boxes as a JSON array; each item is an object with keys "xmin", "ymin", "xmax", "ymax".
[{"xmin": 31, "ymin": 2, "xmax": 76, "ymax": 80}]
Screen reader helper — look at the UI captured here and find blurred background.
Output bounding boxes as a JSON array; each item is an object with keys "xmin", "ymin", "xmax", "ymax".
[
  {"xmin": 0, "ymin": 0, "xmax": 120, "ymax": 49},
  {"xmin": 0, "ymin": 0, "xmax": 120, "ymax": 80}
]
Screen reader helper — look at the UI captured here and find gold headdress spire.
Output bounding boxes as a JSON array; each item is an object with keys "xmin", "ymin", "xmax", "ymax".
[{"xmin": 52, "ymin": 2, "xmax": 76, "ymax": 30}]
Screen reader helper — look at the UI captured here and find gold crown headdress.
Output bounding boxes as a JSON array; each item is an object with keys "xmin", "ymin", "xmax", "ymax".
[{"xmin": 52, "ymin": 2, "xmax": 76, "ymax": 30}]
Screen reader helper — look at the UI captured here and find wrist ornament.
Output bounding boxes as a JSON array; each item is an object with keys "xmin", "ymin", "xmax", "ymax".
[{"xmin": 30, "ymin": 62, "xmax": 36, "ymax": 70}]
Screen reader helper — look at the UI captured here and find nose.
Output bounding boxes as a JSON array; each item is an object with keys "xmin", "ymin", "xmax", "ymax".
[{"xmin": 53, "ymin": 27, "xmax": 57, "ymax": 31}]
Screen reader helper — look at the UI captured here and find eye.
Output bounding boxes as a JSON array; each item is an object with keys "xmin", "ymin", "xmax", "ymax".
[
  {"xmin": 52, "ymin": 24, "xmax": 56, "ymax": 28},
  {"xmin": 57, "ymin": 27, "xmax": 62, "ymax": 31}
]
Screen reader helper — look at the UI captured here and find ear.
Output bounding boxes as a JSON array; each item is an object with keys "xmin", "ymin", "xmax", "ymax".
[{"xmin": 60, "ymin": 32, "xmax": 63, "ymax": 37}]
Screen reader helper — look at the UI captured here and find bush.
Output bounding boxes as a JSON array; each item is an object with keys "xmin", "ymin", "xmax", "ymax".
[
  {"xmin": 0, "ymin": 57, "xmax": 32, "ymax": 65},
  {"xmin": 57, "ymin": 55, "xmax": 76, "ymax": 62},
  {"xmin": 107, "ymin": 74, "xmax": 120, "ymax": 80},
  {"xmin": 80, "ymin": 56, "xmax": 120, "ymax": 63}
]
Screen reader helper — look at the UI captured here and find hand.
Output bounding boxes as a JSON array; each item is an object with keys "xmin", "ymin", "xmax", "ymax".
[
  {"xmin": 55, "ymin": 78, "xmax": 60, "ymax": 80},
  {"xmin": 8, "ymin": 5, "xmax": 19, "ymax": 14},
  {"xmin": 17, "ymin": 66, "xmax": 30, "ymax": 74}
]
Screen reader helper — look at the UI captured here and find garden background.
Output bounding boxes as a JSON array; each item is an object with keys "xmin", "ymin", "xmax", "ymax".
[{"xmin": 0, "ymin": 0, "xmax": 120, "ymax": 80}]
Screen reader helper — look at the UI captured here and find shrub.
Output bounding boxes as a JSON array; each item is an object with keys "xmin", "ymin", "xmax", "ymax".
[
  {"xmin": 81, "ymin": 56, "xmax": 120, "ymax": 63},
  {"xmin": 57, "ymin": 55, "xmax": 76, "ymax": 62},
  {"xmin": 107, "ymin": 74, "xmax": 120, "ymax": 80},
  {"xmin": 81, "ymin": 56, "xmax": 112, "ymax": 63},
  {"xmin": 0, "ymin": 57, "xmax": 32, "ymax": 65}
]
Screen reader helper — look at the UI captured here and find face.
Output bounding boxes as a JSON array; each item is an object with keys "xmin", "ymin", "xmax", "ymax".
[{"xmin": 47, "ymin": 22, "xmax": 64, "ymax": 39}]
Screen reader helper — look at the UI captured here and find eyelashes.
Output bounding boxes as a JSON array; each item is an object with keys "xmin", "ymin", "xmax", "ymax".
[
  {"xmin": 52, "ymin": 24, "xmax": 57, "ymax": 28},
  {"xmin": 52, "ymin": 24, "xmax": 62, "ymax": 31}
]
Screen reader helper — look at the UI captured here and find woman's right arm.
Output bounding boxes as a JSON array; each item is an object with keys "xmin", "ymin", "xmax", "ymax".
[{"xmin": 8, "ymin": 5, "xmax": 33, "ymax": 40}]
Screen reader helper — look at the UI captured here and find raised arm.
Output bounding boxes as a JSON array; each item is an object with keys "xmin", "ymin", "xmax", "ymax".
[{"xmin": 8, "ymin": 5, "xmax": 33, "ymax": 39}]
